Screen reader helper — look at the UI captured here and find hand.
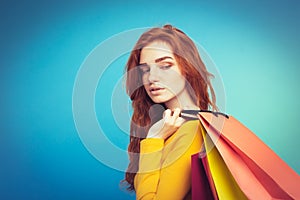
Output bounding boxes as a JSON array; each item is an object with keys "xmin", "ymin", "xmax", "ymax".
[{"xmin": 147, "ymin": 108, "xmax": 186, "ymax": 140}]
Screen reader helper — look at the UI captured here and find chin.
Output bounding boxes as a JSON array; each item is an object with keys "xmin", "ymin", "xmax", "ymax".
[
  {"xmin": 150, "ymin": 97, "xmax": 167, "ymax": 104},
  {"xmin": 151, "ymin": 99, "xmax": 166, "ymax": 104},
  {"xmin": 150, "ymin": 96, "xmax": 174, "ymax": 105}
]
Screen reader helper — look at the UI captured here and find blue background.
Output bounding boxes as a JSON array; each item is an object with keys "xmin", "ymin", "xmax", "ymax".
[{"xmin": 1, "ymin": 0, "xmax": 299, "ymax": 199}]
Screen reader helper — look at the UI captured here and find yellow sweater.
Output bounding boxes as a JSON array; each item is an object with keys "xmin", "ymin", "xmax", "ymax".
[{"xmin": 134, "ymin": 120, "xmax": 203, "ymax": 200}]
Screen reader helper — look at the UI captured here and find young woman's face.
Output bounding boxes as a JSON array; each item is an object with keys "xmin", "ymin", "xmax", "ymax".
[{"xmin": 139, "ymin": 41, "xmax": 187, "ymax": 106}]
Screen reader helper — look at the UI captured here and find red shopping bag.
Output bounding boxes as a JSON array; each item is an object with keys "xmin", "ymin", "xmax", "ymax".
[
  {"xmin": 191, "ymin": 153, "xmax": 217, "ymax": 200},
  {"xmin": 192, "ymin": 123, "xmax": 248, "ymax": 200},
  {"xmin": 197, "ymin": 112, "xmax": 300, "ymax": 200}
]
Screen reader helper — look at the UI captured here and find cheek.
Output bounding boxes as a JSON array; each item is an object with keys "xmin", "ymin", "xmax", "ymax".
[
  {"xmin": 168, "ymin": 73, "xmax": 185, "ymax": 86},
  {"xmin": 142, "ymin": 74, "xmax": 149, "ymax": 86},
  {"xmin": 168, "ymin": 76, "xmax": 186, "ymax": 93},
  {"xmin": 175, "ymin": 78, "xmax": 186, "ymax": 90}
]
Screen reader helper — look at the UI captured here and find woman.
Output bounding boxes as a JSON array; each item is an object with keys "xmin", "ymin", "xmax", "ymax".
[{"xmin": 124, "ymin": 24, "xmax": 217, "ymax": 199}]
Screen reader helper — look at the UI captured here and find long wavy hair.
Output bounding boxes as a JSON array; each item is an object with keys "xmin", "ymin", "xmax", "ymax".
[{"xmin": 124, "ymin": 24, "xmax": 217, "ymax": 191}]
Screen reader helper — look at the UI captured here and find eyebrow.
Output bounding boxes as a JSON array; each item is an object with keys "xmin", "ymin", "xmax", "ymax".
[{"xmin": 139, "ymin": 56, "xmax": 173, "ymax": 66}]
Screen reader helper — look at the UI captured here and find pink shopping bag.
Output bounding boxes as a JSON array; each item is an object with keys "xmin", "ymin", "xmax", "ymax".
[{"xmin": 197, "ymin": 112, "xmax": 300, "ymax": 199}]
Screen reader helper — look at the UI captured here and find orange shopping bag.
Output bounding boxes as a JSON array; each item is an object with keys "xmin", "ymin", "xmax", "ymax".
[
  {"xmin": 194, "ymin": 111, "xmax": 300, "ymax": 200},
  {"xmin": 190, "ymin": 112, "xmax": 247, "ymax": 200}
]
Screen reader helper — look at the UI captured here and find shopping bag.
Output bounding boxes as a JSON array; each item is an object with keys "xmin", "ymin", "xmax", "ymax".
[
  {"xmin": 191, "ymin": 153, "xmax": 215, "ymax": 200},
  {"xmin": 200, "ymin": 125, "xmax": 248, "ymax": 200},
  {"xmin": 204, "ymin": 123, "xmax": 293, "ymax": 199},
  {"xmin": 193, "ymin": 149, "xmax": 247, "ymax": 200},
  {"xmin": 191, "ymin": 121, "xmax": 247, "ymax": 200},
  {"xmin": 196, "ymin": 111, "xmax": 300, "ymax": 199}
]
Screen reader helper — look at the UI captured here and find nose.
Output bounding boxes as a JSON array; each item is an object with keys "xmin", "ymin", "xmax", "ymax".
[{"xmin": 148, "ymin": 65, "xmax": 160, "ymax": 83}]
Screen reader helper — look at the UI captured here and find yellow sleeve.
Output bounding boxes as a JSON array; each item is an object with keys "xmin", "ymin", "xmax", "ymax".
[{"xmin": 134, "ymin": 121, "xmax": 202, "ymax": 200}]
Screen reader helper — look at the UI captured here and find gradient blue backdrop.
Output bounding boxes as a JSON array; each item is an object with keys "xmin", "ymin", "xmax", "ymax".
[{"xmin": 1, "ymin": 0, "xmax": 299, "ymax": 199}]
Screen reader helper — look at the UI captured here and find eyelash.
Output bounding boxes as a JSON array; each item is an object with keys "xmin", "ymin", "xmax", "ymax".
[
  {"xmin": 140, "ymin": 63, "xmax": 173, "ymax": 73},
  {"xmin": 160, "ymin": 64, "xmax": 172, "ymax": 70}
]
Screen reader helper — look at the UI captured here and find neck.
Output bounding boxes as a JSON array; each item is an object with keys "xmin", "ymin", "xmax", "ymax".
[{"xmin": 164, "ymin": 88, "xmax": 199, "ymax": 110}]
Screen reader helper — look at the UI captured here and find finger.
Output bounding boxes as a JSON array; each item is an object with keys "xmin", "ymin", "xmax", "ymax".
[
  {"xmin": 163, "ymin": 109, "xmax": 172, "ymax": 119},
  {"xmin": 164, "ymin": 109, "xmax": 173, "ymax": 126},
  {"xmin": 170, "ymin": 108, "xmax": 181, "ymax": 124},
  {"xmin": 173, "ymin": 108, "xmax": 181, "ymax": 117}
]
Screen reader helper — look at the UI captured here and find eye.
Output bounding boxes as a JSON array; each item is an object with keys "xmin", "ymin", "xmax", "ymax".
[
  {"xmin": 159, "ymin": 63, "xmax": 173, "ymax": 70},
  {"xmin": 139, "ymin": 65, "xmax": 150, "ymax": 74}
]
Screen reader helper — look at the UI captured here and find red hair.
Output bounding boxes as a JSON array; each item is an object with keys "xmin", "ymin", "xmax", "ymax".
[{"xmin": 124, "ymin": 24, "xmax": 217, "ymax": 191}]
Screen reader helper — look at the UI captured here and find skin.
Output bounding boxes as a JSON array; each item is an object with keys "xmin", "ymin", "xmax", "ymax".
[{"xmin": 139, "ymin": 41, "xmax": 199, "ymax": 139}]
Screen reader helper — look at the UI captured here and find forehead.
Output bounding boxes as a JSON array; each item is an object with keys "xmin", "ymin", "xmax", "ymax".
[{"xmin": 140, "ymin": 41, "xmax": 174, "ymax": 63}]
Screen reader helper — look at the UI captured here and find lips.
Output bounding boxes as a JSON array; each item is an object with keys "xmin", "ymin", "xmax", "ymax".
[
  {"xmin": 150, "ymin": 87, "xmax": 163, "ymax": 91},
  {"xmin": 149, "ymin": 86, "xmax": 165, "ymax": 94}
]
